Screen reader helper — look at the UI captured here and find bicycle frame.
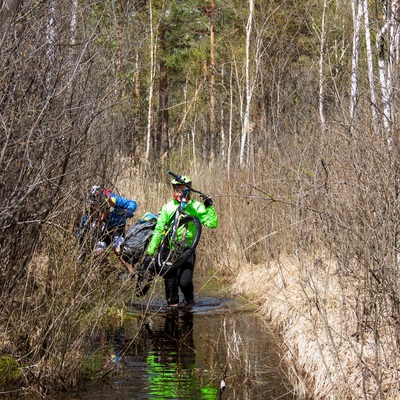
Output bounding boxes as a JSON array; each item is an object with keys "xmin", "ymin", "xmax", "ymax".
[
  {"xmin": 170, "ymin": 186, "xmax": 190, "ymax": 241},
  {"xmin": 156, "ymin": 171, "xmax": 204, "ymax": 274}
]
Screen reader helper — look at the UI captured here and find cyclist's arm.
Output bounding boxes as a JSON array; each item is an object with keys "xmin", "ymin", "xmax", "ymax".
[
  {"xmin": 192, "ymin": 200, "xmax": 218, "ymax": 229},
  {"xmin": 146, "ymin": 206, "xmax": 169, "ymax": 255}
]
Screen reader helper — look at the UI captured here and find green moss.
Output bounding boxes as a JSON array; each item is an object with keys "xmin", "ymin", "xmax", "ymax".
[{"xmin": 0, "ymin": 356, "xmax": 20, "ymax": 384}]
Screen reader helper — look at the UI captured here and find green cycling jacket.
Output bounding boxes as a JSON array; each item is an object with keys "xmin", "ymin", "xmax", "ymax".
[{"xmin": 146, "ymin": 198, "xmax": 218, "ymax": 255}]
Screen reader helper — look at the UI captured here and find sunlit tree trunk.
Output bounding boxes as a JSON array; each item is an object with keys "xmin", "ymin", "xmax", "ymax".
[
  {"xmin": 388, "ymin": 0, "xmax": 399, "ymax": 129},
  {"xmin": 158, "ymin": 58, "xmax": 169, "ymax": 159},
  {"xmin": 363, "ymin": 0, "xmax": 378, "ymax": 127},
  {"xmin": 349, "ymin": 0, "xmax": 362, "ymax": 123},
  {"xmin": 135, "ymin": 52, "xmax": 141, "ymax": 99},
  {"xmin": 377, "ymin": 8, "xmax": 392, "ymax": 142},
  {"xmin": 227, "ymin": 65, "xmax": 233, "ymax": 178},
  {"xmin": 145, "ymin": 0, "xmax": 156, "ymax": 163},
  {"xmin": 158, "ymin": 19, "xmax": 169, "ymax": 160},
  {"xmin": 318, "ymin": 0, "xmax": 327, "ymax": 130},
  {"xmin": 133, "ymin": 50, "xmax": 141, "ymax": 157},
  {"xmin": 240, "ymin": 0, "xmax": 254, "ymax": 168},
  {"xmin": 395, "ymin": 8, "xmax": 400, "ymax": 63},
  {"xmin": 46, "ymin": 0, "xmax": 56, "ymax": 68},
  {"xmin": 220, "ymin": 64, "xmax": 226, "ymax": 160},
  {"xmin": 70, "ymin": 0, "xmax": 78, "ymax": 46},
  {"xmin": 209, "ymin": 0, "xmax": 216, "ymax": 161}
]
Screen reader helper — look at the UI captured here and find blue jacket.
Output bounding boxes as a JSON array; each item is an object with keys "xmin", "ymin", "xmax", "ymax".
[
  {"xmin": 79, "ymin": 191, "xmax": 137, "ymax": 236},
  {"xmin": 106, "ymin": 192, "xmax": 137, "ymax": 230}
]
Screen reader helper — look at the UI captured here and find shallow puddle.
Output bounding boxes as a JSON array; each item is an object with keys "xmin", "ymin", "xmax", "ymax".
[{"xmin": 62, "ymin": 276, "xmax": 296, "ymax": 400}]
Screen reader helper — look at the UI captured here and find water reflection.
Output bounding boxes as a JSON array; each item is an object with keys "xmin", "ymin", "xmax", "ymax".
[
  {"xmin": 61, "ymin": 300, "xmax": 295, "ymax": 400},
  {"xmin": 144, "ymin": 311, "xmax": 217, "ymax": 399}
]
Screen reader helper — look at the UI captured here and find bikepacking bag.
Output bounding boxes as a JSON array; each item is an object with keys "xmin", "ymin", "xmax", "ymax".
[{"xmin": 121, "ymin": 212, "xmax": 158, "ymax": 265}]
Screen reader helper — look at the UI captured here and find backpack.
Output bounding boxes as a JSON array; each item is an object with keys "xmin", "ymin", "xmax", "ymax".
[{"xmin": 122, "ymin": 212, "xmax": 158, "ymax": 265}]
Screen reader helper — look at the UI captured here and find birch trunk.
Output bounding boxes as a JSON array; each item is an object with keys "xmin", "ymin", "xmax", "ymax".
[
  {"xmin": 389, "ymin": 0, "xmax": 399, "ymax": 125},
  {"xmin": 239, "ymin": 0, "xmax": 254, "ymax": 168},
  {"xmin": 363, "ymin": 0, "xmax": 377, "ymax": 126},
  {"xmin": 349, "ymin": 0, "xmax": 362, "ymax": 123},
  {"xmin": 145, "ymin": 1, "xmax": 156, "ymax": 163},
  {"xmin": 209, "ymin": 0, "xmax": 216, "ymax": 161},
  {"xmin": 70, "ymin": 0, "xmax": 78, "ymax": 46},
  {"xmin": 227, "ymin": 65, "xmax": 233, "ymax": 178},
  {"xmin": 220, "ymin": 64, "xmax": 225, "ymax": 160},
  {"xmin": 46, "ymin": 0, "xmax": 56, "ymax": 64},
  {"xmin": 377, "ymin": 21, "xmax": 391, "ymax": 137},
  {"xmin": 319, "ymin": 0, "xmax": 327, "ymax": 129}
]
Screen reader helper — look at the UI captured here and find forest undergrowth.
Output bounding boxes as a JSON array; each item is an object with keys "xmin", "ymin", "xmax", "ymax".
[
  {"xmin": 233, "ymin": 256, "xmax": 400, "ymax": 399},
  {"xmin": 2, "ymin": 121, "xmax": 400, "ymax": 400},
  {"xmin": 3, "ymin": 1, "xmax": 400, "ymax": 398}
]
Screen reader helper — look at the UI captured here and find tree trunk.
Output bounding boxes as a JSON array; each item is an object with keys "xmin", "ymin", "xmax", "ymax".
[
  {"xmin": 158, "ymin": 58, "xmax": 169, "ymax": 159},
  {"xmin": 145, "ymin": 0, "xmax": 156, "ymax": 163},
  {"xmin": 349, "ymin": 0, "xmax": 362, "ymax": 123},
  {"xmin": 240, "ymin": 0, "xmax": 254, "ymax": 168},
  {"xmin": 220, "ymin": 64, "xmax": 226, "ymax": 160},
  {"xmin": 318, "ymin": 0, "xmax": 327, "ymax": 130},
  {"xmin": 363, "ymin": 0, "xmax": 378, "ymax": 127},
  {"xmin": 209, "ymin": 0, "xmax": 216, "ymax": 161},
  {"xmin": 377, "ymin": 21, "xmax": 391, "ymax": 140}
]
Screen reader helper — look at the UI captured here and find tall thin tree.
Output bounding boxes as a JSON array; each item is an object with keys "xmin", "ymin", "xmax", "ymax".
[{"xmin": 240, "ymin": 0, "xmax": 254, "ymax": 168}]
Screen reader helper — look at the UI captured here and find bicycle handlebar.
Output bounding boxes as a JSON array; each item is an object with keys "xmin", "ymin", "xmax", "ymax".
[
  {"xmin": 167, "ymin": 170, "xmax": 184, "ymax": 182},
  {"xmin": 167, "ymin": 170, "xmax": 204, "ymax": 196}
]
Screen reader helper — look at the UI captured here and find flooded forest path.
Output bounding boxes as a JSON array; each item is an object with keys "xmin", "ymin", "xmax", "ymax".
[{"xmin": 61, "ymin": 271, "xmax": 296, "ymax": 400}]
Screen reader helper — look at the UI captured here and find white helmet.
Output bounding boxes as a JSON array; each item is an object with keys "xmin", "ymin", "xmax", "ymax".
[{"xmin": 87, "ymin": 185, "xmax": 102, "ymax": 204}]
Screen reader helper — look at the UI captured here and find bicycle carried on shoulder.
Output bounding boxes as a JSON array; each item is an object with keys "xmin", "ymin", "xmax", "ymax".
[
  {"xmin": 133, "ymin": 170, "xmax": 210, "ymax": 296},
  {"xmin": 155, "ymin": 170, "xmax": 205, "ymax": 275}
]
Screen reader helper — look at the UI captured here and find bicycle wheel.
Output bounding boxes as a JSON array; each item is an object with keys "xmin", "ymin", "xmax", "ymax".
[
  {"xmin": 78, "ymin": 221, "xmax": 107, "ymax": 261},
  {"xmin": 156, "ymin": 215, "xmax": 202, "ymax": 275}
]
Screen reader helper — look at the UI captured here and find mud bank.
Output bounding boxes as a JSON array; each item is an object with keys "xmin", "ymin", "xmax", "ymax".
[{"xmin": 231, "ymin": 258, "xmax": 400, "ymax": 400}]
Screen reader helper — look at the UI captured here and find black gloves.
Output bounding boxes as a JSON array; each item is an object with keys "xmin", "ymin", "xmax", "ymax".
[{"xmin": 200, "ymin": 193, "xmax": 213, "ymax": 207}]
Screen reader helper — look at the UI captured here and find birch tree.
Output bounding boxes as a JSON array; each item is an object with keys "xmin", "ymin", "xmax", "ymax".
[
  {"xmin": 363, "ymin": 0, "xmax": 378, "ymax": 126},
  {"xmin": 145, "ymin": 0, "xmax": 157, "ymax": 163},
  {"xmin": 349, "ymin": 0, "xmax": 363, "ymax": 123},
  {"xmin": 209, "ymin": 0, "xmax": 216, "ymax": 161},
  {"xmin": 318, "ymin": 0, "xmax": 327, "ymax": 129},
  {"xmin": 376, "ymin": 0, "xmax": 399, "ymax": 144},
  {"xmin": 239, "ymin": 0, "xmax": 254, "ymax": 168}
]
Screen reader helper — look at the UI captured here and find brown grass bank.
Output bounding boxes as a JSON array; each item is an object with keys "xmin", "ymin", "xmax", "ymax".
[{"xmin": 232, "ymin": 257, "xmax": 400, "ymax": 399}]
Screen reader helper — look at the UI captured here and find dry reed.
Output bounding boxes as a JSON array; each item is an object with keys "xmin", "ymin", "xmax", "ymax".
[{"xmin": 232, "ymin": 256, "xmax": 400, "ymax": 399}]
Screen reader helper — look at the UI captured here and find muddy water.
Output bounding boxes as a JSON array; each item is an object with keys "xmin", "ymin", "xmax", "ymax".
[{"xmin": 63, "ymin": 278, "xmax": 295, "ymax": 400}]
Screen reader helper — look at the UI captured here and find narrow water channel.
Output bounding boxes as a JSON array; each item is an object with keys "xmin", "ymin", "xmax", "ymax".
[{"xmin": 62, "ymin": 275, "xmax": 296, "ymax": 400}]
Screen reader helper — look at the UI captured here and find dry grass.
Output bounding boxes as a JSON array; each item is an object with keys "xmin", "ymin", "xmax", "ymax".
[
  {"xmin": 3, "ymin": 117, "xmax": 400, "ymax": 399},
  {"xmin": 232, "ymin": 256, "xmax": 400, "ymax": 399}
]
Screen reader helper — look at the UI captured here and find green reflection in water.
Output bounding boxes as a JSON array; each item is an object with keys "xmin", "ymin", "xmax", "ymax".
[{"xmin": 145, "ymin": 339, "xmax": 217, "ymax": 399}]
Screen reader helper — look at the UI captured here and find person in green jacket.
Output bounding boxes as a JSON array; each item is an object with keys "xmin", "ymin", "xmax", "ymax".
[{"xmin": 144, "ymin": 175, "xmax": 218, "ymax": 309}]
